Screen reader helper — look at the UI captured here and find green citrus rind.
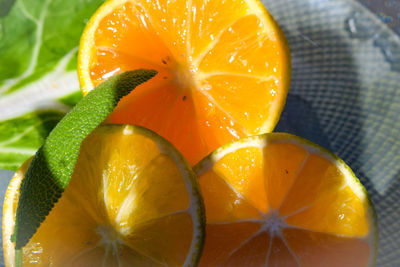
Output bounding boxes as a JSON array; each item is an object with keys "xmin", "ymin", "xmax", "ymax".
[{"xmin": 4, "ymin": 124, "xmax": 205, "ymax": 267}]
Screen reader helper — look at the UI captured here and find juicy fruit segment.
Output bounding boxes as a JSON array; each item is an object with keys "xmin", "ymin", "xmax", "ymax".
[
  {"xmin": 194, "ymin": 133, "xmax": 377, "ymax": 266},
  {"xmin": 78, "ymin": 0, "xmax": 290, "ymax": 165},
  {"xmin": 283, "ymin": 229, "xmax": 371, "ymax": 267},
  {"xmin": 3, "ymin": 125, "xmax": 204, "ymax": 266}
]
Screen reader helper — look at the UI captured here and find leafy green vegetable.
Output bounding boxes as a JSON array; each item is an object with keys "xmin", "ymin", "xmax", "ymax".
[
  {"xmin": 0, "ymin": 0, "xmax": 105, "ymax": 171},
  {"xmin": 14, "ymin": 70, "xmax": 157, "ymax": 252},
  {"xmin": 0, "ymin": 111, "xmax": 64, "ymax": 170},
  {"xmin": 58, "ymin": 91, "xmax": 83, "ymax": 107}
]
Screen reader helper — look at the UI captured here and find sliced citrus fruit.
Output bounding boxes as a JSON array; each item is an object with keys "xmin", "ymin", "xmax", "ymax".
[
  {"xmin": 78, "ymin": 0, "xmax": 291, "ymax": 165},
  {"xmin": 194, "ymin": 133, "xmax": 378, "ymax": 266},
  {"xmin": 3, "ymin": 125, "xmax": 204, "ymax": 266}
]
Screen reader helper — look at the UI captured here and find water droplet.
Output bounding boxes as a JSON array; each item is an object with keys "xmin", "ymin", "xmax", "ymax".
[
  {"xmin": 139, "ymin": 14, "xmax": 148, "ymax": 28},
  {"xmin": 189, "ymin": 66, "xmax": 198, "ymax": 73},
  {"xmin": 204, "ymin": 84, "xmax": 212, "ymax": 90},
  {"xmin": 374, "ymin": 33, "xmax": 400, "ymax": 72},
  {"xmin": 346, "ymin": 12, "xmax": 379, "ymax": 39}
]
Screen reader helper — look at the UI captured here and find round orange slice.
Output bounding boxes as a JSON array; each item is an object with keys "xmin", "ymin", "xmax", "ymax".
[
  {"xmin": 194, "ymin": 133, "xmax": 378, "ymax": 266},
  {"xmin": 78, "ymin": 0, "xmax": 290, "ymax": 165},
  {"xmin": 3, "ymin": 125, "xmax": 204, "ymax": 266}
]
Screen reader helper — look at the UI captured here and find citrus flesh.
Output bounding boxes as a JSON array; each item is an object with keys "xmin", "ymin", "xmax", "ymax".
[
  {"xmin": 78, "ymin": 0, "xmax": 290, "ymax": 165},
  {"xmin": 194, "ymin": 133, "xmax": 378, "ymax": 266},
  {"xmin": 3, "ymin": 125, "xmax": 204, "ymax": 266}
]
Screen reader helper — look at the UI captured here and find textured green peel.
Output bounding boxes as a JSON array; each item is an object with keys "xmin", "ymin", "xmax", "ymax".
[{"xmin": 14, "ymin": 69, "xmax": 157, "ymax": 250}]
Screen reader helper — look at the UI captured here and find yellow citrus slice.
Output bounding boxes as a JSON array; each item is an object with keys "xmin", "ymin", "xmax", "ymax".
[
  {"xmin": 3, "ymin": 125, "xmax": 204, "ymax": 266},
  {"xmin": 78, "ymin": 0, "xmax": 291, "ymax": 165},
  {"xmin": 194, "ymin": 133, "xmax": 378, "ymax": 266}
]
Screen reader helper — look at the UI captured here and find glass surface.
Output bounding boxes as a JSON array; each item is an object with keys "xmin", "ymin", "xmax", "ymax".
[{"xmin": 356, "ymin": 0, "xmax": 400, "ymax": 35}]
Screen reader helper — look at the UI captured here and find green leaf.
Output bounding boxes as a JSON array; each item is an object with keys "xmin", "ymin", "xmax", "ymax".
[
  {"xmin": 58, "ymin": 91, "xmax": 83, "ymax": 107},
  {"xmin": 0, "ymin": 111, "xmax": 64, "ymax": 171},
  {"xmin": 14, "ymin": 69, "xmax": 157, "ymax": 250},
  {"xmin": 0, "ymin": 0, "xmax": 106, "ymax": 170}
]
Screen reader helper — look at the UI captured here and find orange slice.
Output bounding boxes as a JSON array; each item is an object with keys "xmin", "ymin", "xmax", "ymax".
[
  {"xmin": 3, "ymin": 125, "xmax": 204, "ymax": 266},
  {"xmin": 194, "ymin": 133, "xmax": 378, "ymax": 266},
  {"xmin": 78, "ymin": 0, "xmax": 290, "ymax": 165}
]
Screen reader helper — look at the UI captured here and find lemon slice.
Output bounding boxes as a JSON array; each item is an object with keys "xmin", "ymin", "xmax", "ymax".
[{"xmin": 3, "ymin": 125, "xmax": 204, "ymax": 266}]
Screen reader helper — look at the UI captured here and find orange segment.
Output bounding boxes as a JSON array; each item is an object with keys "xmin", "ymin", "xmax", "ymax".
[
  {"xmin": 198, "ymin": 15, "xmax": 287, "ymax": 79},
  {"xmin": 92, "ymin": 2, "xmax": 172, "ymax": 74},
  {"xmin": 189, "ymin": 0, "xmax": 251, "ymax": 59},
  {"xmin": 3, "ymin": 125, "xmax": 205, "ymax": 266},
  {"xmin": 280, "ymin": 154, "xmax": 369, "ymax": 237},
  {"xmin": 113, "ymin": 154, "xmax": 191, "ymax": 229},
  {"xmin": 117, "ymin": 246, "xmax": 162, "ymax": 267},
  {"xmin": 143, "ymin": 0, "xmax": 202, "ymax": 61},
  {"xmin": 192, "ymin": 89, "xmax": 247, "ymax": 154},
  {"xmin": 199, "ymin": 222, "xmax": 261, "ymax": 266},
  {"xmin": 198, "ymin": 170, "xmax": 262, "ymax": 222},
  {"xmin": 124, "ymin": 213, "xmax": 194, "ymax": 266},
  {"xmin": 222, "ymin": 232, "xmax": 271, "ymax": 266},
  {"xmin": 212, "ymin": 146, "xmax": 269, "ymax": 213},
  {"xmin": 199, "ymin": 74, "xmax": 280, "ymax": 134},
  {"xmin": 283, "ymin": 229, "xmax": 371, "ymax": 267},
  {"xmin": 109, "ymin": 86, "xmax": 207, "ymax": 165},
  {"xmin": 90, "ymin": 47, "xmax": 169, "ymax": 88},
  {"xmin": 278, "ymin": 154, "xmax": 342, "ymax": 216},
  {"xmin": 194, "ymin": 133, "xmax": 377, "ymax": 267},
  {"xmin": 78, "ymin": 0, "xmax": 291, "ymax": 165},
  {"xmin": 284, "ymin": 184, "xmax": 369, "ymax": 237},
  {"xmin": 267, "ymin": 236, "xmax": 299, "ymax": 266},
  {"xmin": 263, "ymin": 143, "xmax": 308, "ymax": 210}
]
